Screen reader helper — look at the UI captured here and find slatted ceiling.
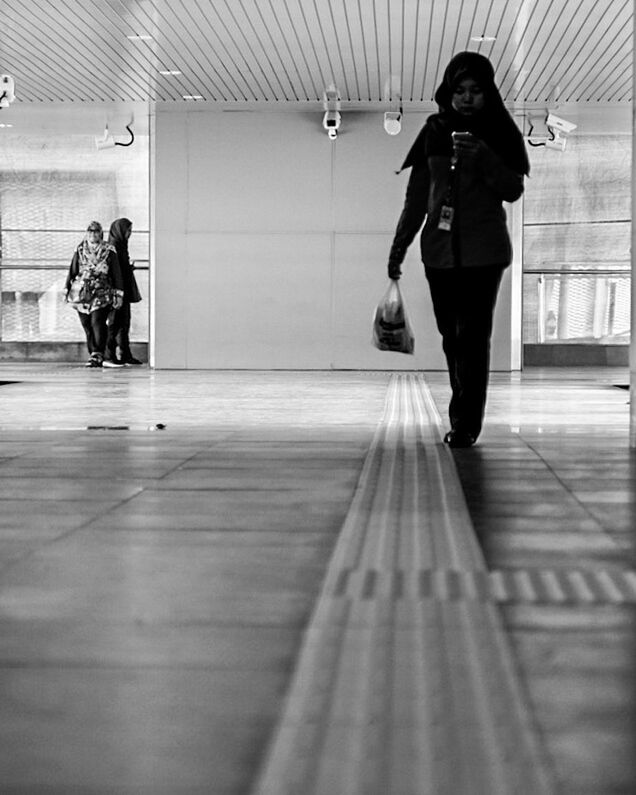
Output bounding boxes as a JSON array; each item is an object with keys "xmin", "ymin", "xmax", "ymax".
[
  {"xmin": 513, "ymin": 2, "xmax": 579, "ymax": 103},
  {"xmin": 579, "ymin": 23, "xmax": 632, "ymax": 102},
  {"xmin": 532, "ymin": 1, "xmax": 630, "ymax": 103},
  {"xmin": 0, "ymin": 0, "xmax": 632, "ymax": 106},
  {"xmin": 4, "ymin": 0, "xmax": 152, "ymax": 103}
]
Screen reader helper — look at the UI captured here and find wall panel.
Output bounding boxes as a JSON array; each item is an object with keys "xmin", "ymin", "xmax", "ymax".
[{"xmin": 154, "ymin": 108, "xmax": 518, "ymax": 370}]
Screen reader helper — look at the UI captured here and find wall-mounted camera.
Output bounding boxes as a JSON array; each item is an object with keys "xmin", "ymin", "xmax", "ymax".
[
  {"xmin": 527, "ymin": 111, "xmax": 577, "ymax": 151},
  {"xmin": 0, "ymin": 75, "xmax": 16, "ymax": 109},
  {"xmin": 323, "ymin": 110, "xmax": 341, "ymax": 140},
  {"xmin": 322, "ymin": 85, "xmax": 341, "ymax": 140},
  {"xmin": 94, "ymin": 121, "xmax": 135, "ymax": 150}
]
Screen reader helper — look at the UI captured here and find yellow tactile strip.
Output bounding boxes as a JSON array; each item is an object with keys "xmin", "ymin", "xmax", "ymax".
[{"xmin": 252, "ymin": 374, "xmax": 555, "ymax": 795}]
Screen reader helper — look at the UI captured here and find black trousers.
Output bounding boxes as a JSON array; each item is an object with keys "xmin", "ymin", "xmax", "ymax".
[
  {"xmin": 106, "ymin": 302, "xmax": 132, "ymax": 361},
  {"xmin": 77, "ymin": 307, "xmax": 110, "ymax": 358},
  {"xmin": 425, "ymin": 264, "xmax": 505, "ymax": 440}
]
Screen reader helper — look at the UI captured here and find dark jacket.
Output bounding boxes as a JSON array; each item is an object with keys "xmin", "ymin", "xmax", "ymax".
[
  {"xmin": 108, "ymin": 218, "xmax": 142, "ymax": 303},
  {"xmin": 388, "ymin": 114, "xmax": 524, "ymax": 270}
]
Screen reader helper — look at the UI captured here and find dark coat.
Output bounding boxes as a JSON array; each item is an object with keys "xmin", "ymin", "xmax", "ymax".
[
  {"xmin": 389, "ymin": 52, "xmax": 528, "ymax": 272},
  {"xmin": 108, "ymin": 218, "xmax": 142, "ymax": 303},
  {"xmin": 388, "ymin": 114, "xmax": 524, "ymax": 271}
]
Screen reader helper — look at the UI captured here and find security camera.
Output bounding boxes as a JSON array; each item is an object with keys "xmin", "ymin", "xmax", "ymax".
[
  {"xmin": 0, "ymin": 74, "xmax": 15, "ymax": 109},
  {"xmin": 95, "ymin": 125, "xmax": 116, "ymax": 150},
  {"xmin": 384, "ymin": 111, "xmax": 402, "ymax": 135},
  {"xmin": 545, "ymin": 131, "xmax": 567, "ymax": 151},
  {"xmin": 323, "ymin": 110, "xmax": 341, "ymax": 139},
  {"xmin": 546, "ymin": 113, "xmax": 577, "ymax": 134}
]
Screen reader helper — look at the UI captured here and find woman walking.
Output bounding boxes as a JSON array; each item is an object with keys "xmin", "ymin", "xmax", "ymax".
[
  {"xmin": 65, "ymin": 221, "xmax": 123, "ymax": 368},
  {"xmin": 387, "ymin": 51, "xmax": 529, "ymax": 447}
]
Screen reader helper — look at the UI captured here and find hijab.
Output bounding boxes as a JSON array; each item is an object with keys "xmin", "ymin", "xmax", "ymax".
[
  {"xmin": 108, "ymin": 218, "xmax": 132, "ymax": 248},
  {"xmin": 78, "ymin": 221, "xmax": 114, "ymax": 269},
  {"xmin": 108, "ymin": 218, "xmax": 132, "ymax": 268},
  {"xmin": 401, "ymin": 51, "xmax": 530, "ymax": 176}
]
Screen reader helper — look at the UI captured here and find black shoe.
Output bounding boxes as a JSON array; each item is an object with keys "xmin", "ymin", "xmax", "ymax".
[
  {"xmin": 86, "ymin": 355, "xmax": 103, "ymax": 368},
  {"xmin": 443, "ymin": 429, "xmax": 476, "ymax": 448},
  {"xmin": 122, "ymin": 356, "xmax": 143, "ymax": 365}
]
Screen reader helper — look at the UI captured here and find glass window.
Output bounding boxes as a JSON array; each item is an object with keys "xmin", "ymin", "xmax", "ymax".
[
  {"xmin": 523, "ymin": 272, "xmax": 630, "ymax": 345},
  {"xmin": 523, "ymin": 133, "xmax": 631, "ymax": 347},
  {"xmin": 0, "ymin": 131, "xmax": 149, "ymax": 346}
]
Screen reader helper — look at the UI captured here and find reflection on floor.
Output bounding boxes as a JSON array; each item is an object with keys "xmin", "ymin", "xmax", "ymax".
[{"xmin": 0, "ymin": 364, "xmax": 634, "ymax": 794}]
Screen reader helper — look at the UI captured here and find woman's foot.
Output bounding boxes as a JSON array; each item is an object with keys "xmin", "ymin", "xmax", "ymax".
[
  {"xmin": 85, "ymin": 353, "xmax": 103, "ymax": 368},
  {"xmin": 443, "ymin": 429, "xmax": 476, "ymax": 448}
]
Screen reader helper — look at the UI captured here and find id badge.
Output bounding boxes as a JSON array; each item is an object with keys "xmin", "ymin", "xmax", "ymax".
[{"xmin": 438, "ymin": 205, "xmax": 454, "ymax": 231}]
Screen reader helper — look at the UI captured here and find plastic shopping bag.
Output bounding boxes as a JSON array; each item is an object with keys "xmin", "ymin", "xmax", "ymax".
[{"xmin": 372, "ymin": 280, "xmax": 415, "ymax": 355}]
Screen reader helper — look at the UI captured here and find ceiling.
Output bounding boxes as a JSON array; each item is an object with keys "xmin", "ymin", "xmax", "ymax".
[{"xmin": 0, "ymin": 0, "xmax": 632, "ymax": 109}]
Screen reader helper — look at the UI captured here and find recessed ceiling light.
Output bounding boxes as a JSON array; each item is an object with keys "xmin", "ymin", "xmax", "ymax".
[
  {"xmin": 0, "ymin": 123, "xmax": 13, "ymax": 128},
  {"xmin": 471, "ymin": 35, "xmax": 496, "ymax": 42},
  {"xmin": 159, "ymin": 70, "xmax": 182, "ymax": 76},
  {"xmin": 127, "ymin": 34, "xmax": 153, "ymax": 41},
  {"xmin": 183, "ymin": 95, "xmax": 203, "ymax": 100}
]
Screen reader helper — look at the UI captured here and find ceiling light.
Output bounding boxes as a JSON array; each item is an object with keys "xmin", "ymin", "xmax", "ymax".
[
  {"xmin": 183, "ymin": 94, "xmax": 203, "ymax": 100},
  {"xmin": 470, "ymin": 35, "xmax": 496, "ymax": 42},
  {"xmin": 159, "ymin": 70, "xmax": 181, "ymax": 76},
  {"xmin": 0, "ymin": 123, "xmax": 13, "ymax": 128},
  {"xmin": 127, "ymin": 34, "xmax": 153, "ymax": 41}
]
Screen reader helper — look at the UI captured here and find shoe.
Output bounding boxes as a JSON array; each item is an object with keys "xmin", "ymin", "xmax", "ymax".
[
  {"xmin": 122, "ymin": 356, "xmax": 143, "ymax": 365},
  {"xmin": 103, "ymin": 358, "xmax": 125, "ymax": 368},
  {"xmin": 86, "ymin": 355, "xmax": 103, "ymax": 368},
  {"xmin": 443, "ymin": 429, "xmax": 476, "ymax": 448}
]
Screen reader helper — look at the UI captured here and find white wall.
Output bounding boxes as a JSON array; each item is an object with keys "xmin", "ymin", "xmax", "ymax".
[{"xmin": 153, "ymin": 108, "xmax": 518, "ymax": 370}]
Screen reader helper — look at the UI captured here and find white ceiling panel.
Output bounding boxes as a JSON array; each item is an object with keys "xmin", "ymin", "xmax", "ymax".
[{"xmin": 0, "ymin": 0, "xmax": 632, "ymax": 107}]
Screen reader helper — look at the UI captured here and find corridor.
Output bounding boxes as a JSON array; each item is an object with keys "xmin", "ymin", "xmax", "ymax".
[{"xmin": 0, "ymin": 365, "xmax": 634, "ymax": 794}]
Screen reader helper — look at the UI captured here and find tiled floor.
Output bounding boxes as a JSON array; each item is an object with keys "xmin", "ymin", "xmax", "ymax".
[{"xmin": 0, "ymin": 364, "xmax": 634, "ymax": 794}]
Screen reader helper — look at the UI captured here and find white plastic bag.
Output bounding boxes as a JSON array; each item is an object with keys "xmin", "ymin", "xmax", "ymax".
[{"xmin": 372, "ymin": 280, "xmax": 415, "ymax": 355}]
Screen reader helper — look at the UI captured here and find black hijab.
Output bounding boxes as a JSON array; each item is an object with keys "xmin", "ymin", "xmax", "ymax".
[
  {"xmin": 401, "ymin": 51, "xmax": 530, "ymax": 176},
  {"xmin": 108, "ymin": 218, "xmax": 132, "ymax": 267}
]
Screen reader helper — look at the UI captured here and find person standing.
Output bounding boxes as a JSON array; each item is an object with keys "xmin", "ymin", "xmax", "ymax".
[
  {"xmin": 105, "ymin": 217, "xmax": 143, "ymax": 365},
  {"xmin": 65, "ymin": 221, "xmax": 123, "ymax": 368},
  {"xmin": 387, "ymin": 51, "xmax": 529, "ymax": 447}
]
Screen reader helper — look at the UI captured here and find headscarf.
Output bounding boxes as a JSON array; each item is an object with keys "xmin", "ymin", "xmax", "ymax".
[
  {"xmin": 78, "ymin": 221, "xmax": 114, "ymax": 270},
  {"xmin": 108, "ymin": 217, "xmax": 132, "ymax": 268},
  {"xmin": 401, "ymin": 51, "xmax": 530, "ymax": 176},
  {"xmin": 108, "ymin": 218, "xmax": 132, "ymax": 250}
]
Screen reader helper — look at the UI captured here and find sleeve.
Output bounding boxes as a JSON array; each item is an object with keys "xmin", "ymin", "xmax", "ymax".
[
  {"xmin": 387, "ymin": 162, "xmax": 430, "ymax": 269},
  {"xmin": 108, "ymin": 251, "xmax": 124, "ymax": 292},
  {"xmin": 65, "ymin": 251, "xmax": 79, "ymax": 292},
  {"xmin": 478, "ymin": 145, "xmax": 524, "ymax": 203}
]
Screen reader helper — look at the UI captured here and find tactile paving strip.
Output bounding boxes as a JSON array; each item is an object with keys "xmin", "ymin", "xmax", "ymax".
[
  {"xmin": 331, "ymin": 567, "xmax": 636, "ymax": 603},
  {"xmin": 252, "ymin": 374, "xmax": 555, "ymax": 795}
]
